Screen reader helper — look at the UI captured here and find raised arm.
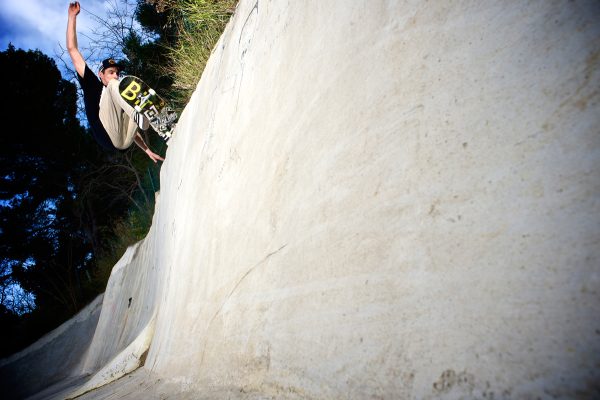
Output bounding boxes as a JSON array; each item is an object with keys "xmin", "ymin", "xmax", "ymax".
[{"xmin": 66, "ymin": 2, "xmax": 85, "ymax": 77}]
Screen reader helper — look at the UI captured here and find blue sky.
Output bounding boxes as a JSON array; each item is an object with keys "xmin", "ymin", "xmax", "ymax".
[{"xmin": 0, "ymin": 0, "xmax": 128, "ymax": 71}]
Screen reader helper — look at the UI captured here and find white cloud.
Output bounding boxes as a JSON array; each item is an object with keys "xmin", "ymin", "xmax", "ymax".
[{"xmin": 0, "ymin": 0, "xmax": 127, "ymax": 59}]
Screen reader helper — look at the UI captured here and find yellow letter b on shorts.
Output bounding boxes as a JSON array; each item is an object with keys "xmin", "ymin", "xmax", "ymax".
[{"xmin": 121, "ymin": 81, "xmax": 141, "ymax": 101}]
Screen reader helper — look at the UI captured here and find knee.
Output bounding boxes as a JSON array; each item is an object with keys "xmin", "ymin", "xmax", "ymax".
[{"xmin": 107, "ymin": 78, "xmax": 120, "ymax": 94}]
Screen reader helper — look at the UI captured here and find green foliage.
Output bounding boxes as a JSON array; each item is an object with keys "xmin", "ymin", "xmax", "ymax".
[
  {"xmin": 0, "ymin": 45, "xmax": 102, "ymax": 354},
  {"xmin": 93, "ymin": 206, "xmax": 154, "ymax": 289},
  {"xmin": 0, "ymin": 45, "xmax": 162, "ymax": 357},
  {"xmin": 162, "ymin": 0, "xmax": 237, "ymax": 107}
]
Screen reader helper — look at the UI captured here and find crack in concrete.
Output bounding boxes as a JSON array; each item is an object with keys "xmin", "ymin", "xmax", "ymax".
[
  {"xmin": 199, "ymin": 243, "xmax": 287, "ymax": 367},
  {"xmin": 235, "ymin": 0, "xmax": 259, "ymax": 114}
]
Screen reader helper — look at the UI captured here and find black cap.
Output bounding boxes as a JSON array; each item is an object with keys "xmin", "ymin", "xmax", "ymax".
[{"xmin": 99, "ymin": 58, "xmax": 122, "ymax": 72}]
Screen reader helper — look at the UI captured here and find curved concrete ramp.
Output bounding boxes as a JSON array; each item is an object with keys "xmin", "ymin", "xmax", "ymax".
[
  {"xmin": 0, "ymin": 295, "xmax": 103, "ymax": 399},
  {"xmin": 66, "ymin": 316, "xmax": 155, "ymax": 399},
  {"xmin": 4, "ymin": 0, "xmax": 600, "ymax": 398}
]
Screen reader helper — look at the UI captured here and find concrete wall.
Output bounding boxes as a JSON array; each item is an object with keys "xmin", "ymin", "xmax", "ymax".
[
  {"xmin": 9, "ymin": 1, "xmax": 600, "ymax": 398},
  {"xmin": 145, "ymin": 0, "xmax": 600, "ymax": 397}
]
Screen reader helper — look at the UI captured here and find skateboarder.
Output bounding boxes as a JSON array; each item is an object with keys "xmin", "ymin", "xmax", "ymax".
[{"xmin": 66, "ymin": 1, "xmax": 164, "ymax": 163}]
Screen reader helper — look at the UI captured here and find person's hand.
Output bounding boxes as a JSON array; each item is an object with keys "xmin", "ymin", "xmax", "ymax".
[
  {"xmin": 68, "ymin": 2, "xmax": 80, "ymax": 17},
  {"xmin": 145, "ymin": 148, "xmax": 165, "ymax": 163}
]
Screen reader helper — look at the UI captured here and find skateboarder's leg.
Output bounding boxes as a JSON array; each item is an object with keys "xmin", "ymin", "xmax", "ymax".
[{"xmin": 99, "ymin": 80, "xmax": 148, "ymax": 149}]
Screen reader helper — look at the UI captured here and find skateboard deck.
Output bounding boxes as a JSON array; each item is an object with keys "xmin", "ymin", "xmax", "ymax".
[{"xmin": 119, "ymin": 76, "xmax": 177, "ymax": 142}]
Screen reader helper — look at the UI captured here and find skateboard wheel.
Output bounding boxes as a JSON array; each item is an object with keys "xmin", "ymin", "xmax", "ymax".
[
  {"xmin": 134, "ymin": 105, "xmax": 142, "ymax": 112},
  {"xmin": 149, "ymin": 89, "xmax": 156, "ymax": 96}
]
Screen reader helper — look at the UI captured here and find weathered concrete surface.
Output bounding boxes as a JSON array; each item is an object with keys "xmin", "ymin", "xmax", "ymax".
[{"xmin": 5, "ymin": 0, "xmax": 600, "ymax": 398}]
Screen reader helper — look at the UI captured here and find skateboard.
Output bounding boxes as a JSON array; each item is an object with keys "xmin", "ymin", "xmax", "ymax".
[{"xmin": 119, "ymin": 76, "xmax": 178, "ymax": 142}]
